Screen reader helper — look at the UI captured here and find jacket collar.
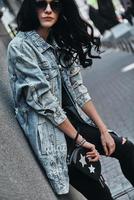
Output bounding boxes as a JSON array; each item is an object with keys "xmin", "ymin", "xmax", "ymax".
[{"xmin": 25, "ymin": 30, "xmax": 55, "ymax": 53}]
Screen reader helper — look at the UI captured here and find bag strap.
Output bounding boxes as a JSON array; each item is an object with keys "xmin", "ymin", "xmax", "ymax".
[
  {"xmin": 67, "ymin": 132, "xmax": 79, "ymax": 165},
  {"xmin": 71, "ymin": 132, "xmax": 79, "ymax": 151},
  {"xmin": 62, "ymin": 81, "xmax": 85, "ymax": 123}
]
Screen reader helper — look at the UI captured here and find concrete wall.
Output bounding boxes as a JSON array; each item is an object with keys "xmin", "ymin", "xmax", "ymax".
[
  {"xmin": 0, "ymin": 20, "xmax": 11, "ymax": 47},
  {"xmin": 5, "ymin": 0, "xmax": 21, "ymax": 15}
]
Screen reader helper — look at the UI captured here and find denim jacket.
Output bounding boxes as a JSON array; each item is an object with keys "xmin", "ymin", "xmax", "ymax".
[{"xmin": 7, "ymin": 31, "xmax": 92, "ymax": 194}]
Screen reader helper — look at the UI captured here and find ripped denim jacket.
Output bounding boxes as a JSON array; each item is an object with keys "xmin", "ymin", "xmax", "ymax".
[{"xmin": 7, "ymin": 31, "xmax": 92, "ymax": 194}]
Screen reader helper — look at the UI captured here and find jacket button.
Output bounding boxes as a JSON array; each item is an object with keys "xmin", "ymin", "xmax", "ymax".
[
  {"xmin": 58, "ymin": 64, "xmax": 62, "ymax": 69},
  {"xmin": 12, "ymin": 75, "xmax": 16, "ymax": 81},
  {"xmin": 29, "ymin": 84, "xmax": 35, "ymax": 91},
  {"xmin": 15, "ymin": 108, "xmax": 18, "ymax": 114},
  {"xmin": 46, "ymin": 74, "xmax": 49, "ymax": 79}
]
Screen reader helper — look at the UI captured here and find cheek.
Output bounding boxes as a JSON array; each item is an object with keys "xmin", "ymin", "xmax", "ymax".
[
  {"xmin": 54, "ymin": 13, "xmax": 59, "ymax": 23},
  {"xmin": 37, "ymin": 11, "xmax": 42, "ymax": 22}
]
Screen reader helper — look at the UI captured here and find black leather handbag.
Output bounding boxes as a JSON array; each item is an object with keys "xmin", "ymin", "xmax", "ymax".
[
  {"xmin": 62, "ymin": 82, "xmax": 103, "ymax": 182},
  {"xmin": 67, "ymin": 132, "xmax": 102, "ymax": 181}
]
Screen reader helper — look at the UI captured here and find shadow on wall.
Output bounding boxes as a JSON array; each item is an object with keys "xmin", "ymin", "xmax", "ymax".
[{"xmin": 0, "ymin": 20, "xmax": 11, "ymax": 47}]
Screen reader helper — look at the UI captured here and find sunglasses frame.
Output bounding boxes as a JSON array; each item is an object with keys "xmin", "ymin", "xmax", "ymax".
[{"xmin": 35, "ymin": 0, "xmax": 62, "ymax": 12}]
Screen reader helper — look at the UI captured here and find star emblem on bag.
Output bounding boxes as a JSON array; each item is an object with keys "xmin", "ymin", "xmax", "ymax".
[
  {"xmin": 88, "ymin": 164, "xmax": 95, "ymax": 173},
  {"xmin": 79, "ymin": 154, "xmax": 87, "ymax": 167}
]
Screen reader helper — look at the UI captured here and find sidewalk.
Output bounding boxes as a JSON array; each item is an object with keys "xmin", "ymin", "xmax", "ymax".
[{"xmin": 102, "ymin": 19, "xmax": 134, "ymax": 54}]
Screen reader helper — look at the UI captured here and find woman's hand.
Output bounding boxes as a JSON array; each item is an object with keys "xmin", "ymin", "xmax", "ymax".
[
  {"xmin": 82, "ymin": 101, "xmax": 116, "ymax": 156},
  {"xmin": 100, "ymin": 128, "xmax": 116, "ymax": 156},
  {"xmin": 83, "ymin": 142, "xmax": 100, "ymax": 162}
]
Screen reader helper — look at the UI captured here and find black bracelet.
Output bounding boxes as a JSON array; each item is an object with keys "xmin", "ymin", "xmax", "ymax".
[{"xmin": 74, "ymin": 132, "xmax": 79, "ymax": 143}]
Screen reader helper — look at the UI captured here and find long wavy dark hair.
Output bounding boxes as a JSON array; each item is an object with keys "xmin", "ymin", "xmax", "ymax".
[{"xmin": 17, "ymin": 0, "xmax": 101, "ymax": 68}]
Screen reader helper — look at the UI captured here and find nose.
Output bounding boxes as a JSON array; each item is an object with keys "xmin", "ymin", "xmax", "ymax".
[{"xmin": 45, "ymin": 3, "xmax": 52, "ymax": 13}]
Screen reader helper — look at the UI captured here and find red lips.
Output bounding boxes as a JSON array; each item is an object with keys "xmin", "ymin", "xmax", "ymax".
[{"xmin": 44, "ymin": 17, "xmax": 54, "ymax": 20}]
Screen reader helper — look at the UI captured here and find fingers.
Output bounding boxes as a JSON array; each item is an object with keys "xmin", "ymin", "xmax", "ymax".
[
  {"xmin": 86, "ymin": 149, "xmax": 100, "ymax": 162},
  {"xmin": 86, "ymin": 154, "xmax": 100, "ymax": 162},
  {"xmin": 83, "ymin": 142, "xmax": 100, "ymax": 161},
  {"xmin": 102, "ymin": 141, "xmax": 109, "ymax": 156},
  {"xmin": 103, "ymin": 142, "xmax": 116, "ymax": 156},
  {"xmin": 101, "ymin": 132, "xmax": 116, "ymax": 156},
  {"xmin": 90, "ymin": 156, "xmax": 100, "ymax": 162},
  {"xmin": 108, "ymin": 142, "xmax": 116, "ymax": 156}
]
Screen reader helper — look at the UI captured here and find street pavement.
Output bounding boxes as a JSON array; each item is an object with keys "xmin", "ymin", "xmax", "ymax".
[{"xmin": 81, "ymin": 48, "xmax": 134, "ymax": 199}]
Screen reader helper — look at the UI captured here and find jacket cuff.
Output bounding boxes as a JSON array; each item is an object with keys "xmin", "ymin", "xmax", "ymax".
[
  {"xmin": 45, "ymin": 106, "xmax": 67, "ymax": 126},
  {"xmin": 76, "ymin": 92, "xmax": 91, "ymax": 108},
  {"xmin": 75, "ymin": 85, "xmax": 91, "ymax": 107}
]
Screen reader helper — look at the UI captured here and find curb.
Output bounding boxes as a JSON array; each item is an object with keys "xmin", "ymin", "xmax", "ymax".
[{"xmin": 102, "ymin": 23, "xmax": 134, "ymax": 54}]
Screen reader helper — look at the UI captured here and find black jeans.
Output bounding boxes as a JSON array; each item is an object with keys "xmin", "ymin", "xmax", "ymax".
[{"xmin": 66, "ymin": 116, "xmax": 134, "ymax": 200}]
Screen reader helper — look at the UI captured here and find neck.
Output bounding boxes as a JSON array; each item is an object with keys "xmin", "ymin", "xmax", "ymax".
[{"xmin": 37, "ymin": 27, "xmax": 50, "ymax": 40}]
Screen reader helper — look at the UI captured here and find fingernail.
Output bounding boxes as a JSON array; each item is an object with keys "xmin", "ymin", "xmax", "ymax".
[{"xmin": 88, "ymin": 157, "xmax": 92, "ymax": 161}]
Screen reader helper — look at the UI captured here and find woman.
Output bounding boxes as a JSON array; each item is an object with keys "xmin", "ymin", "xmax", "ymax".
[{"xmin": 7, "ymin": 0, "xmax": 134, "ymax": 199}]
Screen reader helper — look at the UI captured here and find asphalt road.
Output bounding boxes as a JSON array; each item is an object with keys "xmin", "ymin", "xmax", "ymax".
[{"xmin": 81, "ymin": 48, "xmax": 134, "ymax": 199}]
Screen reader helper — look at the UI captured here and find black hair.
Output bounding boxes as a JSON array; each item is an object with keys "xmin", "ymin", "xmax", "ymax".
[{"xmin": 17, "ymin": 0, "xmax": 101, "ymax": 68}]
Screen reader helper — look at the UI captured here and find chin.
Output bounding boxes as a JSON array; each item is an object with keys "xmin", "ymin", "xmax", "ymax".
[{"xmin": 41, "ymin": 22, "xmax": 55, "ymax": 29}]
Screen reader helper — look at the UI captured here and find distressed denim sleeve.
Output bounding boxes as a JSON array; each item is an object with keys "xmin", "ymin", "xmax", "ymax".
[
  {"xmin": 8, "ymin": 43, "xmax": 67, "ymax": 126},
  {"xmin": 69, "ymin": 63, "xmax": 92, "ymax": 108}
]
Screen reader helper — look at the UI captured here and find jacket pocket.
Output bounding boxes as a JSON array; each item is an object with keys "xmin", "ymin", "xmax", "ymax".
[
  {"xmin": 37, "ymin": 122, "xmax": 53, "ymax": 155},
  {"xmin": 38, "ymin": 59, "xmax": 59, "ymax": 95},
  {"xmin": 37, "ymin": 122, "xmax": 47, "ymax": 155},
  {"xmin": 38, "ymin": 61, "xmax": 58, "ymax": 80},
  {"xmin": 43, "ymin": 68, "xmax": 58, "ymax": 81}
]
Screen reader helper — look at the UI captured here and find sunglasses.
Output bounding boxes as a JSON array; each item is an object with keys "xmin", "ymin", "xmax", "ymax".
[{"xmin": 35, "ymin": 0, "xmax": 62, "ymax": 12}]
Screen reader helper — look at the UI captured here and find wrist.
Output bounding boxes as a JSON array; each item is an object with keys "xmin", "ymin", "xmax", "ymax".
[
  {"xmin": 75, "ymin": 134, "xmax": 87, "ymax": 147},
  {"xmin": 77, "ymin": 138, "xmax": 87, "ymax": 147},
  {"xmin": 94, "ymin": 120, "xmax": 107, "ymax": 133},
  {"xmin": 75, "ymin": 134, "xmax": 83, "ymax": 144},
  {"xmin": 81, "ymin": 141, "xmax": 88, "ymax": 148},
  {"xmin": 99, "ymin": 125, "xmax": 108, "ymax": 135}
]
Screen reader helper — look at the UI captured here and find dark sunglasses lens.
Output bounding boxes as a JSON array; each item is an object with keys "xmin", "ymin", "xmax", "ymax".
[
  {"xmin": 51, "ymin": 2, "xmax": 62, "ymax": 11},
  {"xmin": 35, "ymin": 1, "xmax": 62, "ymax": 11},
  {"xmin": 35, "ymin": 1, "xmax": 47, "ymax": 9}
]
